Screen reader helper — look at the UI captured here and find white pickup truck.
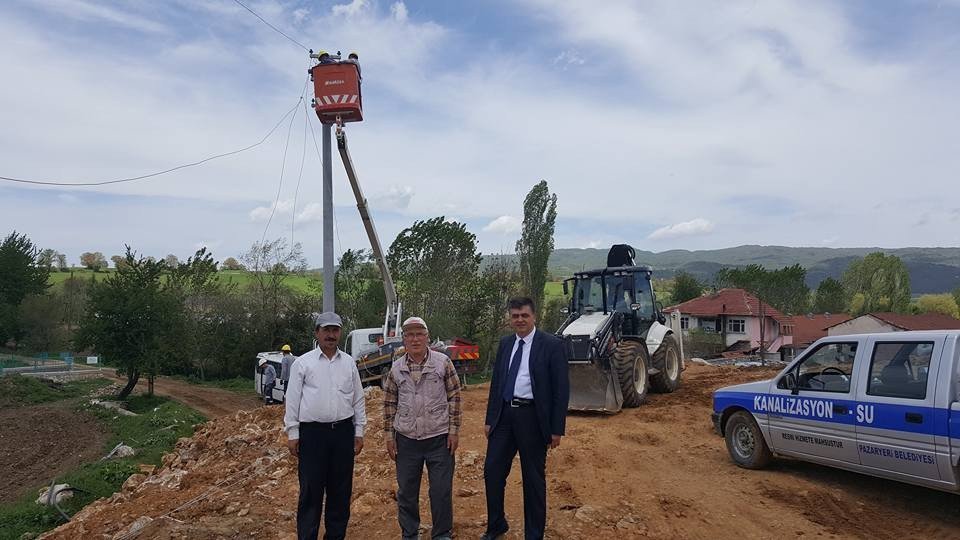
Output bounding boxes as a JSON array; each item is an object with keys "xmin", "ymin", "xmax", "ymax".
[{"xmin": 712, "ymin": 330, "xmax": 960, "ymax": 493}]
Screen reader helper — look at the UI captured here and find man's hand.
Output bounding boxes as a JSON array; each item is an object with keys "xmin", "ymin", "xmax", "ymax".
[
  {"xmin": 447, "ymin": 434, "xmax": 459, "ymax": 455},
  {"xmin": 287, "ymin": 438, "xmax": 299, "ymax": 457},
  {"xmin": 549, "ymin": 435, "xmax": 561, "ymax": 450},
  {"xmin": 386, "ymin": 438, "xmax": 397, "ymax": 460},
  {"xmin": 354, "ymin": 437, "xmax": 364, "ymax": 456},
  {"xmin": 484, "ymin": 424, "xmax": 491, "ymax": 438}
]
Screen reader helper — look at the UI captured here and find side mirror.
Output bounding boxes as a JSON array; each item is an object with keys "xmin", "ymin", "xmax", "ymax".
[
  {"xmin": 562, "ymin": 280, "xmax": 569, "ymax": 295},
  {"xmin": 785, "ymin": 372, "xmax": 799, "ymax": 395},
  {"xmin": 629, "ymin": 303, "xmax": 643, "ymax": 311}
]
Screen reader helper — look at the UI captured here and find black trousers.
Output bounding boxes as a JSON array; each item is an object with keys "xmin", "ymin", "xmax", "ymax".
[
  {"xmin": 396, "ymin": 433, "xmax": 455, "ymax": 539},
  {"xmin": 483, "ymin": 403, "xmax": 548, "ymax": 540},
  {"xmin": 297, "ymin": 419, "xmax": 355, "ymax": 540}
]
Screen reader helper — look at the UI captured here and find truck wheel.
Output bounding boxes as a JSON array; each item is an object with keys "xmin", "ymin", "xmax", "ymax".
[
  {"xmin": 650, "ymin": 334, "xmax": 681, "ymax": 393},
  {"xmin": 724, "ymin": 411, "xmax": 771, "ymax": 469},
  {"xmin": 613, "ymin": 340, "xmax": 649, "ymax": 408}
]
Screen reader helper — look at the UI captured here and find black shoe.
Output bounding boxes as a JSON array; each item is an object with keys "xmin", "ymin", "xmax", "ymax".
[{"xmin": 480, "ymin": 532, "xmax": 505, "ymax": 540}]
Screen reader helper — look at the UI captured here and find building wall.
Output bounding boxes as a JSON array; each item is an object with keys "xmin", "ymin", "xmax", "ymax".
[{"xmin": 827, "ymin": 316, "xmax": 899, "ymax": 336}]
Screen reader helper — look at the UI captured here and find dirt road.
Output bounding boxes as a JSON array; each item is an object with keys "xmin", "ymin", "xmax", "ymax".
[
  {"xmin": 132, "ymin": 375, "xmax": 262, "ymax": 419},
  {"xmin": 46, "ymin": 364, "xmax": 960, "ymax": 539}
]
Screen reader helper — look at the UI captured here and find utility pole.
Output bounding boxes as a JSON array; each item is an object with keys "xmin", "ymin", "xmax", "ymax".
[{"xmin": 322, "ymin": 122, "xmax": 335, "ymax": 312}]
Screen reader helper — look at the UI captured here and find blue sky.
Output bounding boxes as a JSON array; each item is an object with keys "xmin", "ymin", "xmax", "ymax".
[{"xmin": 1, "ymin": 0, "xmax": 959, "ymax": 267}]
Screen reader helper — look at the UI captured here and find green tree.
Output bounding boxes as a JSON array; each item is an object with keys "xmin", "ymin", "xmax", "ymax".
[
  {"xmin": 953, "ymin": 287, "xmax": 960, "ymax": 311},
  {"xmin": 841, "ymin": 252, "xmax": 911, "ymax": 315},
  {"xmin": 516, "ymin": 180, "xmax": 557, "ymax": 318},
  {"xmin": 387, "ymin": 217, "xmax": 482, "ymax": 340},
  {"xmin": 716, "ymin": 263, "xmax": 809, "ymax": 315},
  {"xmin": 79, "ymin": 251, "xmax": 107, "ymax": 271},
  {"xmin": 335, "ymin": 249, "xmax": 386, "ymax": 334},
  {"xmin": 465, "ymin": 255, "xmax": 520, "ymax": 372},
  {"xmin": 671, "ymin": 271, "xmax": 703, "ymax": 304},
  {"xmin": 76, "ymin": 247, "xmax": 187, "ymax": 398},
  {"xmin": 914, "ymin": 294, "xmax": 960, "ymax": 319},
  {"xmin": 19, "ymin": 293, "xmax": 66, "ymax": 352},
  {"xmin": 0, "ymin": 231, "xmax": 51, "ymax": 345},
  {"xmin": 222, "ymin": 257, "xmax": 244, "ymax": 271},
  {"xmin": 813, "ymin": 277, "xmax": 848, "ymax": 314}
]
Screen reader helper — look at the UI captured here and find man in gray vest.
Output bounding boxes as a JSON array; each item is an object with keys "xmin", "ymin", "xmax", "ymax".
[{"xmin": 383, "ymin": 316, "xmax": 462, "ymax": 540}]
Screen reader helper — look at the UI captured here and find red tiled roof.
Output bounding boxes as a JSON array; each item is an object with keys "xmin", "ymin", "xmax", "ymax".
[
  {"xmin": 782, "ymin": 313, "xmax": 851, "ymax": 347},
  {"xmin": 664, "ymin": 288, "xmax": 786, "ymax": 321},
  {"xmin": 869, "ymin": 312, "xmax": 960, "ymax": 331}
]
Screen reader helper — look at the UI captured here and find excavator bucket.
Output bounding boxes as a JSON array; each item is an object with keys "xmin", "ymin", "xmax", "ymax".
[{"xmin": 567, "ymin": 362, "xmax": 623, "ymax": 413}]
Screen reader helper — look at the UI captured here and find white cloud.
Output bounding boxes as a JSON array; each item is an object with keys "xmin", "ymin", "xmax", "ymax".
[
  {"xmin": 332, "ymin": 0, "xmax": 369, "ymax": 17},
  {"xmin": 296, "ymin": 202, "xmax": 324, "ymax": 224},
  {"xmin": 648, "ymin": 218, "xmax": 715, "ymax": 240},
  {"xmin": 370, "ymin": 185, "xmax": 414, "ymax": 210},
  {"xmin": 390, "ymin": 2, "xmax": 408, "ymax": 23},
  {"xmin": 483, "ymin": 215, "xmax": 522, "ymax": 234},
  {"xmin": 553, "ymin": 50, "xmax": 585, "ymax": 69},
  {"xmin": 249, "ymin": 200, "xmax": 295, "ymax": 222},
  {"xmin": 27, "ymin": 0, "xmax": 168, "ymax": 34},
  {"xmin": 293, "ymin": 8, "xmax": 309, "ymax": 23}
]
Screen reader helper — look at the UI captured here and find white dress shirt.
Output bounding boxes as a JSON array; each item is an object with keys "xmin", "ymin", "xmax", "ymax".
[
  {"xmin": 510, "ymin": 327, "xmax": 536, "ymax": 399},
  {"xmin": 284, "ymin": 347, "xmax": 367, "ymax": 439}
]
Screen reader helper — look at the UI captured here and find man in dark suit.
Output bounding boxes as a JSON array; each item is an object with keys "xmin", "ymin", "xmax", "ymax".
[{"xmin": 482, "ymin": 296, "xmax": 570, "ymax": 540}]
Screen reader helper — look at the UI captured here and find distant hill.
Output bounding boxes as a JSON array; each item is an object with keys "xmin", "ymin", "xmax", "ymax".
[{"xmin": 483, "ymin": 245, "xmax": 960, "ymax": 294}]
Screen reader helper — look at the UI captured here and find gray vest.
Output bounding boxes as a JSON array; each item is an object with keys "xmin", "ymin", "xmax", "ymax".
[{"xmin": 390, "ymin": 349, "xmax": 450, "ymax": 440}]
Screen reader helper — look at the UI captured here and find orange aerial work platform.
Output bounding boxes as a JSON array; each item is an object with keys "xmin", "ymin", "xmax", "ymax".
[{"xmin": 310, "ymin": 55, "xmax": 363, "ymax": 124}]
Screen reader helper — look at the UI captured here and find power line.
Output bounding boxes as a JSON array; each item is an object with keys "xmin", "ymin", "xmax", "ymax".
[
  {"xmin": 289, "ymin": 100, "xmax": 310, "ymax": 251},
  {"xmin": 0, "ymin": 99, "xmax": 303, "ymax": 187},
  {"xmin": 232, "ymin": 0, "xmax": 309, "ymax": 52}
]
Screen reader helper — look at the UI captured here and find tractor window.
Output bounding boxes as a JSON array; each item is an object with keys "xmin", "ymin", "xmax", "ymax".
[{"xmin": 573, "ymin": 276, "xmax": 605, "ymax": 313}]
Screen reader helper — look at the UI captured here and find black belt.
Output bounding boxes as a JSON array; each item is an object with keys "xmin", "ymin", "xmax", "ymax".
[
  {"xmin": 302, "ymin": 416, "xmax": 353, "ymax": 429},
  {"xmin": 508, "ymin": 397, "xmax": 534, "ymax": 408}
]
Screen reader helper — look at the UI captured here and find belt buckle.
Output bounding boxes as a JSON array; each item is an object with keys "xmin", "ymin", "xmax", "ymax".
[{"xmin": 510, "ymin": 398, "xmax": 523, "ymax": 408}]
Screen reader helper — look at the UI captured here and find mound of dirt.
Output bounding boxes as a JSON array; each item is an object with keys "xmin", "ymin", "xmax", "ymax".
[{"xmin": 40, "ymin": 364, "xmax": 960, "ymax": 539}]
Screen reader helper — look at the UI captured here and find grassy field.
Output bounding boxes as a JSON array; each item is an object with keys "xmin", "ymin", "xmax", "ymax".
[
  {"xmin": 0, "ymin": 378, "xmax": 205, "ymax": 540},
  {"xmin": 171, "ymin": 375, "xmax": 256, "ymax": 395},
  {"xmin": 0, "ymin": 375, "xmax": 111, "ymax": 408},
  {"xmin": 47, "ymin": 268, "xmax": 322, "ymax": 294}
]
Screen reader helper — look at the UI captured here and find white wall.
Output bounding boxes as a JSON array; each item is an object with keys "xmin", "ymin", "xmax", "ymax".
[{"xmin": 827, "ymin": 316, "xmax": 899, "ymax": 336}]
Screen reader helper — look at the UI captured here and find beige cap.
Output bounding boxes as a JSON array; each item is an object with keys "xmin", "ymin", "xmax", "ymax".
[{"xmin": 401, "ymin": 316, "xmax": 428, "ymax": 332}]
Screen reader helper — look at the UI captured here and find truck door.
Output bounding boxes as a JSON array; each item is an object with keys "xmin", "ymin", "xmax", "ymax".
[
  {"xmin": 855, "ymin": 337, "xmax": 944, "ymax": 482},
  {"xmin": 766, "ymin": 340, "xmax": 861, "ymax": 465}
]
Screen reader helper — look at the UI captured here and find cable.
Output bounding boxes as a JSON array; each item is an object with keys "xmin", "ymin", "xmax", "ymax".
[
  {"xmin": 0, "ymin": 100, "xmax": 303, "ymax": 187},
  {"xmin": 289, "ymin": 100, "xmax": 310, "ymax": 252},
  {"xmin": 254, "ymin": 77, "xmax": 310, "ymax": 271},
  {"xmin": 232, "ymin": 0, "xmax": 309, "ymax": 52},
  {"xmin": 256, "ymin": 99, "xmax": 302, "ymax": 270}
]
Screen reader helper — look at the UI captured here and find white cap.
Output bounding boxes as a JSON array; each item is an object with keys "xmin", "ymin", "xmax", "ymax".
[
  {"xmin": 401, "ymin": 316, "xmax": 428, "ymax": 332},
  {"xmin": 258, "ymin": 358, "xmax": 268, "ymax": 367}
]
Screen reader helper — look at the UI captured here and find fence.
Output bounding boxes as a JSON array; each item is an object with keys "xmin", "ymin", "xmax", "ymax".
[{"xmin": 0, "ymin": 352, "xmax": 104, "ymax": 378}]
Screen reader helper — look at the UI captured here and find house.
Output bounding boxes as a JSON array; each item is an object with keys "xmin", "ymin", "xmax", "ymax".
[
  {"xmin": 779, "ymin": 313, "xmax": 851, "ymax": 360},
  {"xmin": 825, "ymin": 312, "xmax": 960, "ymax": 336},
  {"xmin": 664, "ymin": 288, "xmax": 792, "ymax": 360}
]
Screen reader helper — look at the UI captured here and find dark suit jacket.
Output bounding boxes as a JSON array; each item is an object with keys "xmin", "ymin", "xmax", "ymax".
[{"xmin": 485, "ymin": 329, "xmax": 570, "ymax": 444}]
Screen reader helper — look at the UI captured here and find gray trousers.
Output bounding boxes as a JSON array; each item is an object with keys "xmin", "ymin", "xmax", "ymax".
[{"xmin": 395, "ymin": 433, "xmax": 455, "ymax": 539}]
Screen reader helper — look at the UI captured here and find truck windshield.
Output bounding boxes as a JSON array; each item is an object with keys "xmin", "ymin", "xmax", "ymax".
[{"xmin": 573, "ymin": 274, "xmax": 655, "ymax": 319}]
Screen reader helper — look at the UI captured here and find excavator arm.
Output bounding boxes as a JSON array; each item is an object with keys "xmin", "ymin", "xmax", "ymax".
[{"xmin": 335, "ymin": 127, "xmax": 402, "ymax": 340}]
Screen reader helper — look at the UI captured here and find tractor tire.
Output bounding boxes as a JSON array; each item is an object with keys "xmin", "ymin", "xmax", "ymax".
[
  {"xmin": 613, "ymin": 340, "xmax": 649, "ymax": 408},
  {"xmin": 724, "ymin": 410, "xmax": 772, "ymax": 469},
  {"xmin": 650, "ymin": 333, "xmax": 682, "ymax": 393}
]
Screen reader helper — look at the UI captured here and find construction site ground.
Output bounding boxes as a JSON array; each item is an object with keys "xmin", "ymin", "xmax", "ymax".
[{"xmin": 42, "ymin": 364, "xmax": 960, "ymax": 539}]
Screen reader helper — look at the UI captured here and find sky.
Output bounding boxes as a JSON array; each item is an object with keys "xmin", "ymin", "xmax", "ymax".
[{"xmin": 1, "ymin": 0, "xmax": 959, "ymax": 268}]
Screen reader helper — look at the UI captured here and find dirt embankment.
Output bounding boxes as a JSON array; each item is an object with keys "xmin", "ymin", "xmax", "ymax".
[{"xmin": 43, "ymin": 365, "xmax": 960, "ymax": 539}]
